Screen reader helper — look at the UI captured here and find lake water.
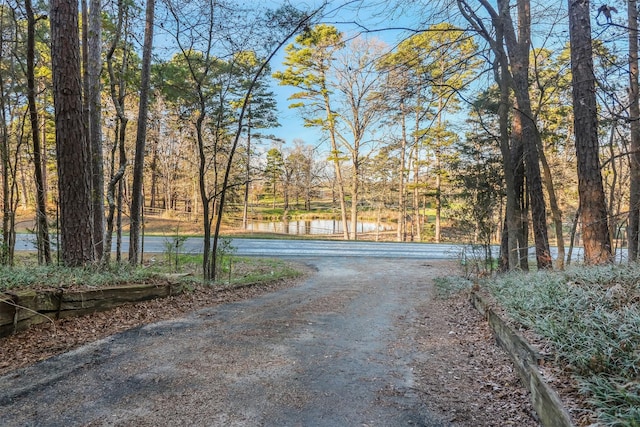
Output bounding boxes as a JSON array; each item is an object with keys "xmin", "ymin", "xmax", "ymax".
[{"xmin": 246, "ymin": 219, "xmax": 393, "ymax": 235}]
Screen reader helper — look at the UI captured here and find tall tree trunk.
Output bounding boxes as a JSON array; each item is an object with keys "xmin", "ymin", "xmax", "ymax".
[
  {"xmin": 397, "ymin": 102, "xmax": 407, "ymax": 241},
  {"xmin": 325, "ymin": 100, "xmax": 349, "ymax": 240},
  {"xmin": 243, "ymin": 118, "xmax": 251, "ymax": 230},
  {"xmin": 434, "ymin": 96, "xmax": 444, "ymax": 243},
  {"xmin": 495, "ymin": 41, "xmax": 520, "ymax": 271},
  {"xmin": 0, "ymin": 4, "xmax": 15, "ymax": 266},
  {"xmin": 350, "ymin": 157, "xmax": 359, "ymax": 240},
  {"xmin": 568, "ymin": 0, "xmax": 612, "ymax": 264},
  {"xmin": 606, "ymin": 124, "xmax": 618, "ymax": 250},
  {"xmin": 26, "ymin": 0, "xmax": 51, "ymax": 265},
  {"xmin": 41, "ymin": 100, "xmax": 49, "ymax": 204},
  {"xmin": 149, "ymin": 136, "xmax": 158, "ymax": 208},
  {"xmin": 0, "ymin": 59, "xmax": 11, "ymax": 266},
  {"xmin": 105, "ymin": 121, "xmax": 126, "ymax": 264},
  {"xmin": 282, "ymin": 170, "xmax": 288, "ymax": 212},
  {"xmin": 50, "ymin": 0, "xmax": 94, "ymax": 266},
  {"xmin": 628, "ymin": 0, "xmax": 640, "ymax": 261},
  {"xmin": 129, "ymin": 0, "xmax": 155, "ymax": 265},
  {"xmin": 511, "ymin": 130, "xmax": 528, "ymax": 270},
  {"xmin": 116, "ymin": 178, "xmax": 123, "ymax": 262},
  {"xmin": 457, "ymin": 0, "xmax": 527, "ymax": 270},
  {"xmin": 88, "ymin": 0, "xmax": 104, "ymax": 260},
  {"xmin": 537, "ymin": 139, "xmax": 565, "ymax": 269},
  {"xmin": 435, "ymin": 157, "xmax": 441, "ymax": 242},
  {"xmin": 195, "ymin": 113, "xmax": 212, "ymax": 280},
  {"xmin": 305, "ymin": 151, "xmax": 312, "ymax": 211},
  {"xmin": 413, "ymin": 106, "xmax": 422, "ymax": 242},
  {"xmin": 500, "ymin": 0, "xmax": 552, "ymax": 269},
  {"xmin": 272, "ymin": 168, "xmax": 277, "ymax": 209},
  {"xmin": 104, "ymin": 0, "xmax": 128, "ymax": 263}
]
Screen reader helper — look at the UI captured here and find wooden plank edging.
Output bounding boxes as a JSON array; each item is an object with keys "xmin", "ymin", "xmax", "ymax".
[
  {"xmin": 0, "ymin": 281, "xmax": 185, "ymax": 338},
  {"xmin": 470, "ymin": 291, "xmax": 575, "ymax": 427}
]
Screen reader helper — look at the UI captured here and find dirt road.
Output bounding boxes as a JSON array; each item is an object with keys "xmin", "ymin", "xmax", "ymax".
[{"xmin": 0, "ymin": 258, "xmax": 487, "ymax": 426}]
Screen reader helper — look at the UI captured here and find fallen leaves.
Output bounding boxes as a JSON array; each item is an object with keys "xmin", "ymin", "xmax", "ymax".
[{"xmin": 413, "ymin": 292, "xmax": 541, "ymax": 426}]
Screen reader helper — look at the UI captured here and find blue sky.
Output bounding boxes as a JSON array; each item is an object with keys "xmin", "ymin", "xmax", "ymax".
[
  {"xmin": 150, "ymin": 0, "xmax": 434, "ymax": 151},
  {"xmin": 264, "ymin": 1, "xmax": 426, "ymax": 148}
]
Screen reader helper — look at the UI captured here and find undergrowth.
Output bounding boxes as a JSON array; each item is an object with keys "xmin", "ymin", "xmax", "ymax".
[
  {"xmin": 0, "ymin": 263, "xmax": 162, "ymax": 291},
  {"xmin": 225, "ymin": 257, "xmax": 302, "ymax": 286},
  {"xmin": 483, "ymin": 264, "xmax": 640, "ymax": 426},
  {"xmin": 433, "ymin": 276, "xmax": 473, "ymax": 298},
  {"xmin": 0, "ymin": 256, "xmax": 302, "ymax": 291}
]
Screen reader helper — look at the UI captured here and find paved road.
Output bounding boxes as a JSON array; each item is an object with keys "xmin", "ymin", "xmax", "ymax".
[
  {"xmin": 0, "ymin": 257, "xmax": 452, "ymax": 426},
  {"xmin": 231, "ymin": 238, "xmax": 467, "ymax": 259},
  {"xmin": 15, "ymin": 234, "xmax": 480, "ymax": 260},
  {"xmin": 16, "ymin": 234, "xmax": 590, "ymax": 262}
]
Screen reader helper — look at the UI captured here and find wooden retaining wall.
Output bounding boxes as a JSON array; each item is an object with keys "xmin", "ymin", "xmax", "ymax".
[
  {"xmin": 0, "ymin": 281, "xmax": 185, "ymax": 338},
  {"xmin": 471, "ymin": 291, "xmax": 575, "ymax": 427}
]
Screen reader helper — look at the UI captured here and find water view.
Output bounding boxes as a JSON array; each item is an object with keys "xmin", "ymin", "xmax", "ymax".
[{"xmin": 246, "ymin": 219, "xmax": 394, "ymax": 235}]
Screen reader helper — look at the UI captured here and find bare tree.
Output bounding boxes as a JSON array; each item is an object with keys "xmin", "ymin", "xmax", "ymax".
[
  {"xmin": 334, "ymin": 37, "xmax": 385, "ymax": 240},
  {"xmin": 376, "ymin": 55, "xmax": 419, "ymax": 242},
  {"xmin": 104, "ymin": 0, "xmax": 130, "ymax": 264},
  {"xmin": 530, "ymin": 49, "xmax": 568, "ymax": 269},
  {"xmin": 286, "ymin": 140, "xmax": 318, "ymax": 211},
  {"xmin": 211, "ymin": 6, "xmax": 325, "ymax": 279},
  {"xmin": 162, "ymin": 0, "xmax": 232, "ymax": 280}
]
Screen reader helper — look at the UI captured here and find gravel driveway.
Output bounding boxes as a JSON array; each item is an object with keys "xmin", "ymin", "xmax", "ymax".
[{"xmin": 1, "ymin": 257, "xmax": 455, "ymax": 426}]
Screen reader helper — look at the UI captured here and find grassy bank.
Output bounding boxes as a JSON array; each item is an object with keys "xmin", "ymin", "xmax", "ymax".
[{"xmin": 0, "ymin": 253, "xmax": 303, "ymax": 293}]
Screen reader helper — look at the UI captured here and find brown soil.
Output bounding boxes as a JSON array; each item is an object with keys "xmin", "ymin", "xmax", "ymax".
[{"xmin": 0, "ymin": 260, "xmax": 552, "ymax": 426}]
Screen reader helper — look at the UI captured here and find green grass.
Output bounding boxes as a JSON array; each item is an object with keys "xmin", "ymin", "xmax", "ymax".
[{"xmin": 482, "ymin": 264, "xmax": 640, "ymax": 426}]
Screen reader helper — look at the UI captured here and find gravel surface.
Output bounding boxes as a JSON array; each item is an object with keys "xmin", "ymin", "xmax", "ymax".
[{"xmin": 0, "ymin": 258, "xmax": 540, "ymax": 426}]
